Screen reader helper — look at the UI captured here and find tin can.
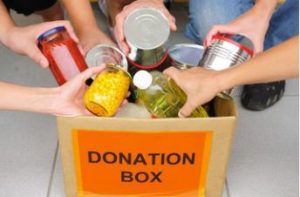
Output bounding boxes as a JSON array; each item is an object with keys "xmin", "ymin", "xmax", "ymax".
[
  {"xmin": 168, "ymin": 44, "xmax": 205, "ymax": 69},
  {"xmin": 84, "ymin": 64, "xmax": 131, "ymax": 117},
  {"xmin": 124, "ymin": 7, "xmax": 171, "ymax": 76},
  {"xmin": 199, "ymin": 34, "xmax": 254, "ymax": 97},
  {"xmin": 85, "ymin": 44, "xmax": 128, "ymax": 69},
  {"xmin": 38, "ymin": 26, "xmax": 88, "ymax": 85},
  {"xmin": 199, "ymin": 34, "xmax": 253, "ymax": 71}
]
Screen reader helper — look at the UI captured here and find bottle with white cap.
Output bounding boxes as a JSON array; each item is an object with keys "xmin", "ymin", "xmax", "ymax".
[{"xmin": 133, "ymin": 70, "xmax": 208, "ymax": 118}]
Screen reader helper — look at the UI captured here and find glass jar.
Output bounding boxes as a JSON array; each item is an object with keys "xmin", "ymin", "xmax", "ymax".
[
  {"xmin": 84, "ymin": 64, "xmax": 131, "ymax": 117},
  {"xmin": 38, "ymin": 26, "xmax": 88, "ymax": 85}
]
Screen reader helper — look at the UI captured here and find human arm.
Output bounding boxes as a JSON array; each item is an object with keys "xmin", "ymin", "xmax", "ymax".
[
  {"xmin": 59, "ymin": 0, "xmax": 115, "ymax": 52},
  {"xmin": 114, "ymin": 0, "xmax": 177, "ymax": 54},
  {"xmin": 0, "ymin": 10, "xmax": 78, "ymax": 68},
  {"xmin": 205, "ymin": 0, "xmax": 278, "ymax": 54},
  {"xmin": 164, "ymin": 36, "xmax": 299, "ymax": 117},
  {"xmin": 0, "ymin": 66, "xmax": 104, "ymax": 116}
]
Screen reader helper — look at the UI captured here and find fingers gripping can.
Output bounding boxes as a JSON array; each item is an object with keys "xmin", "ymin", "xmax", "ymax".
[
  {"xmin": 199, "ymin": 33, "xmax": 254, "ymax": 98},
  {"xmin": 84, "ymin": 64, "xmax": 131, "ymax": 116}
]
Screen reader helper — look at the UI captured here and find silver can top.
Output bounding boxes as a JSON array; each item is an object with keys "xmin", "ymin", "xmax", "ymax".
[
  {"xmin": 85, "ymin": 44, "xmax": 128, "ymax": 70},
  {"xmin": 124, "ymin": 7, "xmax": 170, "ymax": 50},
  {"xmin": 168, "ymin": 44, "xmax": 204, "ymax": 69}
]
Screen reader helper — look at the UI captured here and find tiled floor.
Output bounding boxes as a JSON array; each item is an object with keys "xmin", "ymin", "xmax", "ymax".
[{"xmin": 0, "ymin": 3, "xmax": 298, "ymax": 197}]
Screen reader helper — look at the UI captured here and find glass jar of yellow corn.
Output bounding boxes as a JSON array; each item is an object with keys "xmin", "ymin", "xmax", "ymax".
[{"xmin": 84, "ymin": 64, "xmax": 131, "ymax": 116}]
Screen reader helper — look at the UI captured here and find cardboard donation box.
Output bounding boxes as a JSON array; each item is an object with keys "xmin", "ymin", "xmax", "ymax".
[{"xmin": 57, "ymin": 97, "xmax": 237, "ymax": 197}]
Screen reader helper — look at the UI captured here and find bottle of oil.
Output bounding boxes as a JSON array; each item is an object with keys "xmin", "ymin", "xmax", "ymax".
[{"xmin": 133, "ymin": 70, "xmax": 208, "ymax": 118}]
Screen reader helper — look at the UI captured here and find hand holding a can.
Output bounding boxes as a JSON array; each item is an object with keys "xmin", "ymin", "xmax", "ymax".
[
  {"xmin": 114, "ymin": 0, "xmax": 177, "ymax": 54},
  {"xmin": 204, "ymin": 1, "xmax": 277, "ymax": 54},
  {"xmin": 0, "ymin": 20, "xmax": 78, "ymax": 68}
]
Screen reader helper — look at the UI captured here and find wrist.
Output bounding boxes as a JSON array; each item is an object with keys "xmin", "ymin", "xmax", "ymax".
[
  {"xmin": 77, "ymin": 25, "xmax": 100, "ymax": 38},
  {"xmin": 30, "ymin": 87, "xmax": 60, "ymax": 115},
  {"xmin": 0, "ymin": 24, "xmax": 16, "ymax": 45},
  {"xmin": 254, "ymin": 0, "xmax": 277, "ymax": 20},
  {"xmin": 215, "ymin": 69, "xmax": 235, "ymax": 92}
]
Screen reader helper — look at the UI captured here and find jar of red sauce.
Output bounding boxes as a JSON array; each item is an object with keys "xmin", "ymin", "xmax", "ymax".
[{"xmin": 37, "ymin": 26, "xmax": 88, "ymax": 85}]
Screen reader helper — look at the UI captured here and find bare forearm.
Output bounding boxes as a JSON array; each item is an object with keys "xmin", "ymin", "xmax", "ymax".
[
  {"xmin": 59, "ymin": 0, "xmax": 99, "ymax": 36},
  {"xmin": 0, "ymin": 82, "xmax": 58, "ymax": 114},
  {"xmin": 219, "ymin": 36, "xmax": 299, "ymax": 90},
  {"xmin": 254, "ymin": 0, "xmax": 278, "ymax": 21},
  {"xmin": 0, "ymin": 1, "xmax": 16, "ymax": 43}
]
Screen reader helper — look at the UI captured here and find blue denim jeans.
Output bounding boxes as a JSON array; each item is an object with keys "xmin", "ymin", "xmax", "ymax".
[{"xmin": 185, "ymin": 0, "xmax": 299, "ymax": 50}]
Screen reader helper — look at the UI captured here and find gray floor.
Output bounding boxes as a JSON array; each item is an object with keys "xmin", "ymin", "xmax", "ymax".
[{"xmin": 0, "ymin": 3, "xmax": 298, "ymax": 197}]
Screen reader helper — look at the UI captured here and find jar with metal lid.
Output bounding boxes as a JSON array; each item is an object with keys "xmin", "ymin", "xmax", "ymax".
[
  {"xmin": 38, "ymin": 26, "xmax": 88, "ymax": 85},
  {"xmin": 84, "ymin": 64, "xmax": 131, "ymax": 117},
  {"xmin": 124, "ymin": 7, "xmax": 172, "ymax": 76}
]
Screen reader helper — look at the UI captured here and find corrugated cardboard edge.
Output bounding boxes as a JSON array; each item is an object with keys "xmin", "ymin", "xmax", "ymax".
[{"xmin": 57, "ymin": 98, "xmax": 237, "ymax": 197}]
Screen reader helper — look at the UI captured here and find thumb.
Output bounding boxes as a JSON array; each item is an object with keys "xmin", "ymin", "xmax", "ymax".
[
  {"xmin": 27, "ymin": 45, "xmax": 49, "ymax": 68},
  {"xmin": 178, "ymin": 97, "xmax": 198, "ymax": 118}
]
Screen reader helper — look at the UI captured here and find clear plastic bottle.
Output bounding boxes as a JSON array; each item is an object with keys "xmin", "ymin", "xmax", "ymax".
[{"xmin": 133, "ymin": 70, "xmax": 208, "ymax": 118}]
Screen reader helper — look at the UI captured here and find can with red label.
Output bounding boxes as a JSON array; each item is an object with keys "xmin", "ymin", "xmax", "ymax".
[{"xmin": 38, "ymin": 26, "xmax": 88, "ymax": 85}]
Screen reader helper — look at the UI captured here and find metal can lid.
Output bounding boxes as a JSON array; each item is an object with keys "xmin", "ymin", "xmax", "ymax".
[
  {"xmin": 85, "ymin": 44, "xmax": 128, "ymax": 70},
  {"xmin": 168, "ymin": 43, "xmax": 204, "ymax": 67},
  {"xmin": 124, "ymin": 7, "xmax": 170, "ymax": 50},
  {"xmin": 37, "ymin": 26, "xmax": 66, "ymax": 42}
]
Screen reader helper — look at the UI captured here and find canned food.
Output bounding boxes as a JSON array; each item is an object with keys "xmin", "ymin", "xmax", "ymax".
[
  {"xmin": 199, "ymin": 34, "xmax": 254, "ymax": 98},
  {"xmin": 38, "ymin": 26, "xmax": 88, "ymax": 85},
  {"xmin": 85, "ymin": 44, "xmax": 128, "ymax": 69},
  {"xmin": 199, "ymin": 34, "xmax": 253, "ymax": 71},
  {"xmin": 84, "ymin": 64, "xmax": 131, "ymax": 116},
  {"xmin": 168, "ymin": 44, "xmax": 205, "ymax": 69},
  {"xmin": 124, "ymin": 7, "xmax": 171, "ymax": 76}
]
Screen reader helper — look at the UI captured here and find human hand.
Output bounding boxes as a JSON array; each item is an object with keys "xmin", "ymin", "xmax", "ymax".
[
  {"xmin": 204, "ymin": 3, "xmax": 274, "ymax": 54},
  {"xmin": 0, "ymin": 20, "xmax": 78, "ymax": 68},
  {"xmin": 164, "ymin": 67, "xmax": 222, "ymax": 118},
  {"xmin": 51, "ymin": 65, "xmax": 105, "ymax": 116},
  {"xmin": 79, "ymin": 28, "xmax": 116, "ymax": 54},
  {"xmin": 114, "ymin": 0, "xmax": 177, "ymax": 55}
]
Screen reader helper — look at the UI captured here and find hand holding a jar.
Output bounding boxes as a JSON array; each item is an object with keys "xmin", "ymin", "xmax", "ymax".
[
  {"xmin": 0, "ymin": 66, "xmax": 105, "ymax": 116},
  {"xmin": 114, "ymin": 0, "xmax": 177, "ymax": 54},
  {"xmin": 50, "ymin": 66, "xmax": 106, "ymax": 116},
  {"xmin": 0, "ymin": 20, "xmax": 79, "ymax": 68},
  {"xmin": 204, "ymin": 0, "xmax": 278, "ymax": 54}
]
